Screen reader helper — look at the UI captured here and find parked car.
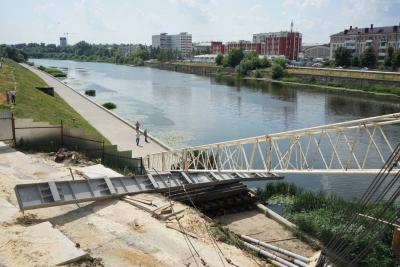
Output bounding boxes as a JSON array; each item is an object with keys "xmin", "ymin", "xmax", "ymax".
[
  {"xmin": 336, "ymin": 66, "xmax": 343, "ymax": 69},
  {"xmin": 361, "ymin": 67, "xmax": 369, "ymax": 71}
]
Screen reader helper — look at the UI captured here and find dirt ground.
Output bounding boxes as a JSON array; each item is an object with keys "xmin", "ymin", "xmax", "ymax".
[
  {"xmin": 0, "ymin": 142, "xmax": 265, "ymax": 267},
  {"xmin": 216, "ymin": 211, "xmax": 316, "ymax": 257}
]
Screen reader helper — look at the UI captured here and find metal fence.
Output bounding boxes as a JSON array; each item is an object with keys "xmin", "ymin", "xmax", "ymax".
[{"xmin": 0, "ymin": 110, "xmax": 144, "ymax": 175}]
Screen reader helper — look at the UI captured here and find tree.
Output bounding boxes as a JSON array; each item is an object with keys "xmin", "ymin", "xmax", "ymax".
[
  {"xmin": 215, "ymin": 53, "xmax": 223, "ymax": 65},
  {"xmin": 271, "ymin": 64, "xmax": 284, "ymax": 79},
  {"xmin": 273, "ymin": 58, "xmax": 286, "ymax": 68},
  {"xmin": 384, "ymin": 47, "xmax": 394, "ymax": 67},
  {"xmin": 260, "ymin": 57, "xmax": 271, "ymax": 68},
  {"xmin": 393, "ymin": 49, "xmax": 400, "ymax": 70},
  {"xmin": 226, "ymin": 48, "xmax": 244, "ymax": 67},
  {"xmin": 351, "ymin": 56, "xmax": 360, "ymax": 67},
  {"xmin": 361, "ymin": 47, "xmax": 377, "ymax": 68},
  {"xmin": 334, "ymin": 47, "xmax": 351, "ymax": 67}
]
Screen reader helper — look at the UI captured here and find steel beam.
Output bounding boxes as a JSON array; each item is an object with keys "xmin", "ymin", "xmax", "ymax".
[{"xmin": 15, "ymin": 171, "xmax": 280, "ymax": 211}]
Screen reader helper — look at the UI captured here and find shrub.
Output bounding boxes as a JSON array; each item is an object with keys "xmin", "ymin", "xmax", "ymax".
[
  {"xmin": 102, "ymin": 102, "xmax": 117, "ymax": 110},
  {"xmin": 271, "ymin": 64, "xmax": 284, "ymax": 79},
  {"xmin": 215, "ymin": 53, "xmax": 224, "ymax": 65},
  {"xmin": 84, "ymin": 90, "xmax": 96, "ymax": 97}
]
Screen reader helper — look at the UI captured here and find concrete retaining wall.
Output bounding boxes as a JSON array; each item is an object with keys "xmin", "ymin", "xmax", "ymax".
[
  {"xmin": 144, "ymin": 62, "xmax": 235, "ymax": 76},
  {"xmin": 290, "ymin": 73, "xmax": 400, "ymax": 87}
]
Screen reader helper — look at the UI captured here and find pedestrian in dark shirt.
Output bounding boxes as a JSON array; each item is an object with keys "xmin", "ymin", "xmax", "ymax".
[
  {"xmin": 5, "ymin": 90, "xmax": 10, "ymax": 104},
  {"xmin": 135, "ymin": 121, "xmax": 140, "ymax": 131},
  {"xmin": 144, "ymin": 129, "xmax": 149, "ymax": 143},
  {"xmin": 10, "ymin": 90, "xmax": 16, "ymax": 104}
]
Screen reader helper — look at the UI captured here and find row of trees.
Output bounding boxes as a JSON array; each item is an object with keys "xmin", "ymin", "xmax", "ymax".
[
  {"xmin": 11, "ymin": 42, "xmax": 185, "ymax": 65},
  {"xmin": 335, "ymin": 46, "xmax": 400, "ymax": 69},
  {"xmin": 215, "ymin": 49, "xmax": 271, "ymax": 75},
  {"xmin": 0, "ymin": 45, "xmax": 28, "ymax": 62}
]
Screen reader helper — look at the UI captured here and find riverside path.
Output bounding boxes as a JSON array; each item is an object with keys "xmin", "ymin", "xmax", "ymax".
[{"xmin": 21, "ymin": 64, "xmax": 170, "ymax": 158}]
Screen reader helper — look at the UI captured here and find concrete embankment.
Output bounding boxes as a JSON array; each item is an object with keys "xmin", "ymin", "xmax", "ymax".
[
  {"xmin": 144, "ymin": 61, "xmax": 236, "ymax": 76},
  {"xmin": 21, "ymin": 63, "xmax": 171, "ymax": 158},
  {"xmin": 288, "ymin": 67, "xmax": 400, "ymax": 87}
]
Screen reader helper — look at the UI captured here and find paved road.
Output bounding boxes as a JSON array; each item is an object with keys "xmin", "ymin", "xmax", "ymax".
[{"xmin": 22, "ymin": 64, "xmax": 170, "ymax": 158}]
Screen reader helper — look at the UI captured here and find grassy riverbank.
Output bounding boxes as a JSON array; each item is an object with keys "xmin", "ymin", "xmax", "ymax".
[
  {"xmin": 145, "ymin": 61, "xmax": 400, "ymax": 99},
  {"xmin": 257, "ymin": 182, "xmax": 397, "ymax": 267},
  {"xmin": 0, "ymin": 59, "xmax": 101, "ymax": 136}
]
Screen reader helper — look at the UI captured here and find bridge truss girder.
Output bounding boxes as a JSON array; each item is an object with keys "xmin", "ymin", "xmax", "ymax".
[{"xmin": 145, "ymin": 113, "xmax": 400, "ymax": 174}]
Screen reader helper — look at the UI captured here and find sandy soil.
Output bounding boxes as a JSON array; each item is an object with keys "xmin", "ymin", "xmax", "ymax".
[
  {"xmin": 216, "ymin": 210, "xmax": 316, "ymax": 257},
  {"xmin": 0, "ymin": 143, "xmax": 263, "ymax": 267}
]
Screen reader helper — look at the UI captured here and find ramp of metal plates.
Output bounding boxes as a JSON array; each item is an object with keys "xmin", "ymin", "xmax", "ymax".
[
  {"xmin": 144, "ymin": 113, "xmax": 400, "ymax": 174},
  {"xmin": 15, "ymin": 171, "xmax": 281, "ymax": 211}
]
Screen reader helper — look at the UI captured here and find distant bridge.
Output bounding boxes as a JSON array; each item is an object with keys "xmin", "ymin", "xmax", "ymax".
[{"xmin": 145, "ymin": 113, "xmax": 400, "ymax": 174}]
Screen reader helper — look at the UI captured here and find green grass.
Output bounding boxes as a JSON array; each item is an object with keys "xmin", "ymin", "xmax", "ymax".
[
  {"xmin": 257, "ymin": 182, "xmax": 398, "ymax": 267},
  {"xmin": 38, "ymin": 65, "xmax": 67, "ymax": 77},
  {"xmin": 281, "ymin": 76, "xmax": 400, "ymax": 97},
  {"xmin": 0, "ymin": 59, "xmax": 102, "ymax": 137}
]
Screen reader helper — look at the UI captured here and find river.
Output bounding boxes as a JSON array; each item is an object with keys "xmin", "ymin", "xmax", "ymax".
[{"xmin": 30, "ymin": 59, "xmax": 400, "ymax": 199}]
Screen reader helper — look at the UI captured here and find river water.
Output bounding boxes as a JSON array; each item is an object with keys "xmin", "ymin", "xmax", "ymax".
[{"xmin": 30, "ymin": 59, "xmax": 400, "ymax": 199}]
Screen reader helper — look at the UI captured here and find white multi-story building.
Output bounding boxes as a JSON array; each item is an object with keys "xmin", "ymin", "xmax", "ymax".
[
  {"xmin": 152, "ymin": 32, "xmax": 192, "ymax": 58},
  {"xmin": 59, "ymin": 37, "xmax": 67, "ymax": 47},
  {"xmin": 330, "ymin": 24, "xmax": 400, "ymax": 62}
]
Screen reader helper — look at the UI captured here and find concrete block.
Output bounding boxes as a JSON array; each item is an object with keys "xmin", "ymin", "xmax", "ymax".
[
  {"xmin": 0, "ymin": 221, "xmax": 88, "ymax": 266},
  {"xmin": 80, "ymin": 164, "xmax": 122, "ymax": 179}
]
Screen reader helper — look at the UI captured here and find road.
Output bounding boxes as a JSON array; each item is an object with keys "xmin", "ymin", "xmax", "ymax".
[{"xmin": 21, "ymin": 64, "xmax": 170, "ymax": 158}]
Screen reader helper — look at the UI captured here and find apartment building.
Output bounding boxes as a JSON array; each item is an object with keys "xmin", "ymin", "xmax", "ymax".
[
  {"xmin": 152, "ymin": 32, "xmax": 192, "ymax": 58},
  {"xmin": 330, "ymin": 24, "xmax": 400, "ymax": 62}
]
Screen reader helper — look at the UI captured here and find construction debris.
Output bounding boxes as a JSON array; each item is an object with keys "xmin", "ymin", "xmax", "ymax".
[{"xmin": 54, "ymin": 147, "xmax": 94, "ymax": 166}]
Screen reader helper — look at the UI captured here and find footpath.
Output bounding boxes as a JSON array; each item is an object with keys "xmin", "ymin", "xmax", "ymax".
[{"xmin": 21, "ymin": 64, "xmax": 170, "ymax": 158}]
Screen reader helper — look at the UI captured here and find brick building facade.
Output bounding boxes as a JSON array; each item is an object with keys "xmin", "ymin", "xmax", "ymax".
[{"xmin": 211, "ymin": 31, "xmax": 302, "ymax": 60}]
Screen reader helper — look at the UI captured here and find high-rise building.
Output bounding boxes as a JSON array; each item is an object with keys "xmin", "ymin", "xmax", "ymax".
[
  {"xmin": 59, "ymin": 37, "xmax": 67, "ymax": 47},
  {"xmin": 152, "ymin": 32, "xmax": 192, "ymax": 58},
  {"xmin": 330, "ymin": 24, "xmax": 400, "ymax": 62}
]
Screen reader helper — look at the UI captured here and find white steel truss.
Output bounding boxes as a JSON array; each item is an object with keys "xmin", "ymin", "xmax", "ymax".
[{"xmin": 145, "ymin": 113, "xmax": 400, "ymax": 174}]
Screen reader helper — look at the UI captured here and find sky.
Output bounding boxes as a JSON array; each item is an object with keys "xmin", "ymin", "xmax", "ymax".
[{"xmin": 1, "ymin": 0, "xmax": 399, "ymax": 45}]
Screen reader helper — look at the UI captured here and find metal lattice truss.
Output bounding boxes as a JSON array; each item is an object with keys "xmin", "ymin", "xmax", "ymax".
[{"xmin": 145, "ymin": 113, "xmax": 400, "ymax": 174}]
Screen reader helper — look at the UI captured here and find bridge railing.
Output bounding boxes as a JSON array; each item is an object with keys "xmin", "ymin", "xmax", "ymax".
[{"xmin": 145, "ymin": 113, "xmax": 400, "ymax": 174}]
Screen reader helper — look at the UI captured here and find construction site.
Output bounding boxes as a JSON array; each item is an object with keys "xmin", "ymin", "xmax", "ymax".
[
  {"xmin": 0, "ymin": 141, "xmax": 324, "ymax": 267},
  {"xmin": 1, "ymin": 59, "xmax": 400, "ymax": 266}
]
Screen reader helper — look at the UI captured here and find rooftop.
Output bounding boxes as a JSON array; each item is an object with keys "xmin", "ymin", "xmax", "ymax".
[{"xmin": 331, "ymin": 24, "xmax": 400, "ymax": 37}]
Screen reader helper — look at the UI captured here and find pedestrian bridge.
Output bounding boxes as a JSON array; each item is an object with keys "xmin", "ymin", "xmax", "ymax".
[{"xmin": 144, "ymin": 113, "xmax": 400, "ymax": 174}]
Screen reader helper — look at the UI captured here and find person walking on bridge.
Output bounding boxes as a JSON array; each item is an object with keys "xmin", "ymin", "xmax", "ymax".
[
  {"xmin": 135, "ymin": 121, "xmax": 140, "ymax": 131},
  {"xmin": 5, "ymin": 90, "xmax": 10, "ymax": 104},
  {"xmin": 136, "ymin": 131, "xmax": 141, "ymax": 146},
  {"xmin": 144, "ymin": 129, "xmax": 149, "ymax": 143}
]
